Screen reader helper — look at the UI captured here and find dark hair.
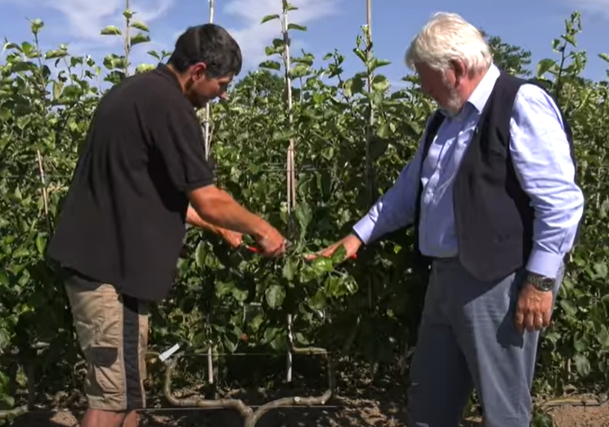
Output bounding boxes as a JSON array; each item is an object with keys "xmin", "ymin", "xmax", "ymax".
[{"xmin": 168, "ymin": 23, "xmax": 242, "ymax": 78}]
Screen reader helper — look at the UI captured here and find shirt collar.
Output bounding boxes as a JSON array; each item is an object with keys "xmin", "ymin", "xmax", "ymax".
[
  {"xmin": 466, "ymin": 62, "xmax": 500, "ymax": 113},
  {"xmin": 156, "ymin": 63, "xmax": 183, "ymax": 91},
  {"xmin": 440, "ymin": 63, "xmax": 500, "ymax": 120}
]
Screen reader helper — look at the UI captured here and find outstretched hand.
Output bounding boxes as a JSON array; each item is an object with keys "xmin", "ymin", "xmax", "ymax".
[
  {"xmin": 255, "ymin": 225, "xmax": 288, "ymax": 257},
  {"xmin": 305, "ymin": 234, "xmax": 362, "ymax": 264}
]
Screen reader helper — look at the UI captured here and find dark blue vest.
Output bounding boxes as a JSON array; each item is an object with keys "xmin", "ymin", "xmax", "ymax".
[{"xmin": 413, "ymin": 71, "xmax": 578, "ymax": 282}]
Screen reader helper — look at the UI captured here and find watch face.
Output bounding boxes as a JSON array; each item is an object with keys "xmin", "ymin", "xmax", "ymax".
[{"xmin": 537, "ymin": 278, "xmax": 554, "ymax": 291}]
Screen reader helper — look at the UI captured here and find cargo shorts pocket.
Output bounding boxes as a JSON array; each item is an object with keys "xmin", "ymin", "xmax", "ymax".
[
  {"xmin": 85, "ymin": 344, "xmax": 122, "ymax": 395},
  {"xmin": 90, "ymin": 298, "xmax": 124, "ymax": 395}
]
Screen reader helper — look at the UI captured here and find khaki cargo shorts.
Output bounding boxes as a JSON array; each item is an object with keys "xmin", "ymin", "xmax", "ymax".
[{"xmin": 64, "ymin": 272, "xmax": 149, "ymax": 412}]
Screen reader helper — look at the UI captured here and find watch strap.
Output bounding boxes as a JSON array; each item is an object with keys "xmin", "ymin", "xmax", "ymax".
[{"xmin": 526, "ymin": 272, "xmax": 555, "ymax": 291}]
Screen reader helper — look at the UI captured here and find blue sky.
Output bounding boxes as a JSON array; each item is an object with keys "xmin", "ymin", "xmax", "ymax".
[{"xmin": 1, "ymin": 0, "xmax": 608, "ymax": 89}]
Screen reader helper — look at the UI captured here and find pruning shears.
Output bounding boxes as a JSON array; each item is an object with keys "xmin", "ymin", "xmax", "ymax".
[{"xmin": 241, "ymin": 238, "xmax": 292, "ymax": 255}]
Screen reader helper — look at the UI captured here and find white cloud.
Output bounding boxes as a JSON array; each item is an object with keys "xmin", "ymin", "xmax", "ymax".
[
  {"xmin": 3, "ymin": 0, "xmax": 176, "ymax": 72},
  {"xmin": 221, "ymin": 0, "xmax": 344, "ymax": 69},
  {"xmin": 11, "ymin": 0, "xmax": 174, "ymax": 44},
  {"xmin": 561, "ymin": 0, "xmax": 609, "ymax": 17}
]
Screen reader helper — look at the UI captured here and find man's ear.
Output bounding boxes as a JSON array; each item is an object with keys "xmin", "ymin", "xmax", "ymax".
[
  {"xmin": 190, "ymin": 62, "xmax": 207, "ymax": 80},
  {"xmin": 450, "ymin": 59, "xmax": 467, "ymax": 84}
]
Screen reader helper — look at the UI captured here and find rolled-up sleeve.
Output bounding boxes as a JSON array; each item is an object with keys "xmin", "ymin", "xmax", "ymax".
[
  {"xmin": 352, "ymin": 141, "xmax": 424, "ymax": 244},
  {"xmin": 509, "ymin": 83, "xmax": 584, "ymax": 278}
]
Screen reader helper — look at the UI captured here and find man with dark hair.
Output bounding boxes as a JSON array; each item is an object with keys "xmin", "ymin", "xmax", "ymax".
[{"xmin": 47, "ymin": 23, "xmax": 285, "ymax": 427}]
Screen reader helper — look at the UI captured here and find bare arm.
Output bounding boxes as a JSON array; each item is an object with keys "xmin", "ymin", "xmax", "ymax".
[
  {"xmin": 186, "ymin": 205, "xmax": 219, "ymax": 233},
  {"xmin": 186, "ymin": 204, "xmax": 244, "ymax": 248},
  {"xmin": 187, "ymin": 184, "xmax": 275, "ymax": 240}
]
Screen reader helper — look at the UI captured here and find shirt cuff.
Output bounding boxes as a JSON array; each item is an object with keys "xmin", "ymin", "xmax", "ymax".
[
  {"xmin": 352, "ymin": 216, "xmax": 377, "ymax": 245},
  {"xmin": 526, "ymin": 248, "xmax": 564, "ymax": 278}
]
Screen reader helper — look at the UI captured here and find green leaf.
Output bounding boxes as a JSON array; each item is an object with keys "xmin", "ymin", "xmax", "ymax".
[
  {"xmin": 289, "ymin": 64, "xmax": 310, "ymax": 78},
  {"xmin": 282, "ymin": 258, "xmax": 296, "ymax": 281},
  {"xmin": 45, "ymin": 49, "xmax": 68, "ymax": 60},
  {"xmin": 593, "ymin": 262, "xmax": 608, "ymax": 279},
  {"xmin": 370, "ymin": 58, "xmax": 391, "ymax": 71},
  {"xmin": 559, "ymin": 299, "xmax": 577, "ymax": 317},
  {"xmin": 372, "ymin": 74, "xmax": 390, "ymax": 92},
  {"xmin": 599, "ymin": 53, "xmax": 609, "ymax": 63},
  {"xmin": 259, "ymin": 60, "xmax": 281, "ymax": 71},
  {"xmin": 311, "ymin": 257, "xmax": 333, "ymax": 276},
  {"xmin": 287, "ymin": 23, "xmax": 307, "ymax": 31},
  {"xmin": 0, "ymin": 272, "xmax": 8, "ymax": 287},
  {"xmin": 195, "ymin": 241, "xmax": 207, "ymax": 268},
  {"xmin": 0, "ymin": 328, "xmax": 9, "ymax": 351},
  {"xmin": 308, "ymin": 290, "xmax": 326, "ymax": 310},
  {"xmin": 147, "ymin": 50, "xmax": 161, "ymax": 61},
  {"xmin": 294, "ymin": 202, "xmax": 312, "ymax": 231},
  {"xmin": 100, "ymin": 25, "xmax": 122, "ymax": 36},
  {"xmin": 331, "ymin": 245, "xmax": 346, "ymax": 263},
  {"xmin": 353, "ymin": 47, "xmax": 367, "ymax": 63},
  {"xmin": 21, "ymin": 42, "xmax": 34, "ymax": 56},
  {"xmin": 351, "ymin": 76, "xmax": 365, "ymax": 94},
  {"xmin": 136, "ymin": 63, "xmax": 155, "ymax": 73},
  {"xmin": 35, "ymin": 233, "xmax": 46, "ymax": 255},
  {"xmin": 536, "ymin": 58, "xmax": 556, "ymax": 78},
  {"xmin": 265, "ymin": 284, "xmax": 286, "ymax": 309},
  {"xmin": 261, "ymin": 14, "xmax": 280, "ymax": 24},
  {"xmin": 573, "ymin": 354, "xmax": 591, "ymax": 377},
  {"xmin": 597, "ymin": 325, "xmax": 609, "ymax": 349},
  {"xmin": 216, "ymin": 281, "xmax": 235, "ymax": 298},
  {"xmin": 599, "ymin": 198, "xmax": 609, "ymax": 218},
  {"xmin": 130, "ymin": 21, "xmax": 149, "ymax": 32},
  {"xmin": 130, "ymin": 33, "xmax": 150, "ymax": 46},
  {"xmin": 0, "ymin": 394, "xmax": 14, "ymax": 409},
  {"xmin": 263, "ymin": 327, "xmax": 280, "ymax": 346},
  {"xmin": 269, "ymin": 330, "xmax": 286, "ymax": 351},
  {"xmin": 562, "ymin": 34, "xmax": 576, "ymax": 46}
]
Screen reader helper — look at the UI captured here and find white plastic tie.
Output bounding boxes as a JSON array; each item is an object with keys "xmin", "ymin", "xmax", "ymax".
[{"xmin": 159, "ymin": 343, "xmax": 180, "ymax": 362}]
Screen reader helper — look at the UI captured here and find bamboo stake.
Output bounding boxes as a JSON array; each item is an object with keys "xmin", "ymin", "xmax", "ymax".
[
  {"xmin": 365, "ymin": 0, "xmax": 374, "ymax": 204},
  {"xmin": 36, "ymin": 150, "xmax": 51, "ymax": 234},
  {"xmin": 205, "ymin": 0, "xmax": 216, "ymax": 385},
  {"xmin": 124, "ymin": 0, "xmax": 131, "ymax": 77},
  {"xmin": 364, "ymin": 0, "xmax": 377, "ymax": 382},
  {"xmin": 204, "ymin": 0, "xmax": 215, "ymax": 160},
  {"xmin": 281, "ymin": 1, "xmax": 295, "ymax": 383}
]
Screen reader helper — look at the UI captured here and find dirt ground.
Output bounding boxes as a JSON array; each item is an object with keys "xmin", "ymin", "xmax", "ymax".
[{"xmin": 8, "ymin": 396, "xmax": 609, "ymax": 427}]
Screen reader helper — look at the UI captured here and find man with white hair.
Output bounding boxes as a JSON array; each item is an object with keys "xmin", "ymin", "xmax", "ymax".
[{"xmin": 308, "ymin": 11, "xmax": 584, "ymax": 427}]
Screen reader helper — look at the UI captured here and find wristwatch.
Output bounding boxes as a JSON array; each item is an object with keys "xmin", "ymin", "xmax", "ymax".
[{"xmin": 526, "ymin": 272, "xmax": 555, "ymax": 292}]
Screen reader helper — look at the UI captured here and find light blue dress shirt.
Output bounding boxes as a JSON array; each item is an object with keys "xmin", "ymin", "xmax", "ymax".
[{"xmin": 352, "ymin": 64, "xmax": 584, "ymax": 279}]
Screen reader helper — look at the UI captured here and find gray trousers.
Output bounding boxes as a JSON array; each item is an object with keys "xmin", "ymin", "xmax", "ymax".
[{"xmin": 407, "ymin": 258, "xmax": 563, "ymax": 427}]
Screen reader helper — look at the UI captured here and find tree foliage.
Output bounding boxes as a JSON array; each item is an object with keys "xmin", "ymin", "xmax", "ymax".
[{"xmin": 1, "ymin": 6, "xmax": 609, "ymax": 421}]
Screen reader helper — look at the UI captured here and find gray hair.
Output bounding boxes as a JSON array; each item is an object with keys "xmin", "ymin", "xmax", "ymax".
[{"xmin": 405, "ymin": 12, "xmax": 493, "ymax": 73}]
